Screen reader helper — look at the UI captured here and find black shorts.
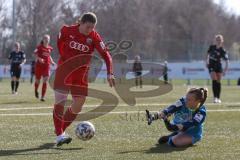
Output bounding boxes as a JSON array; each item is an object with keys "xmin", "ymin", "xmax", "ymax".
[
  {"xmin": 31, "ymin": 68, "xmax": 35, "ymax": 75},
  {"xmin": 135, "ymin": 71, "xmax": 142, "ymax": 77},
  {"xmin": 10, "ymin": 65, "xmax": 22, "ymax": 78},
  {"xmin": 208, "ymin": 63, "xmax": 222, "ymax": 73}
]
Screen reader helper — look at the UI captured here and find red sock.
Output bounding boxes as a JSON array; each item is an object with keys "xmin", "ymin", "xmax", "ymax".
[
  {"xmin": 34, "ymin": 82, "xmax": 39, "ymax": 92},
  {"xmin": 41, "ymin": 82, "xmax": 47, "ymax": 98},
  {"xmin": 53, "ymin": 104, "xmax": 64, "ymax": 136},
  {"xmin": 62, "ymin": 107, "xmax": 78, "ymax": 132}
]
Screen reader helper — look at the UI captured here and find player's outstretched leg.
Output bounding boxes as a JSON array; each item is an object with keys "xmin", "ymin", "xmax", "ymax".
[
  {"xmin": 61, "ymin": 96, "xmax": 85, "ymax": 137},
  {"xmin": 62, "ymin": 107, "xmax": 78, "ymax": 132}
]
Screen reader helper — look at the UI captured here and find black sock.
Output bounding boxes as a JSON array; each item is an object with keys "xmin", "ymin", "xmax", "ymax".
[
  {"xmin": 212, "ymin": 80, "xmax": 217, "ymax": 98},
  {"xmin": 30, "ymin": 76, "xmax": 33, "ymax": 84},
  {"xmin": 135, "ymin": 79, "xmax": 138, "ymax": 87},
  {"xmin": 216, "ymin": 81, "xmax": 221, "ymax": 98},
  {"xmin": 11, "ymin": 81, "xmax": 14, "ymax": 92},
  {"xmin": 15, "ymin": 81, "xmax": 19, "ymax": 92},
  {"xmin": 140, "ymin": 78, "xmax": 142, "ymax": 88}
]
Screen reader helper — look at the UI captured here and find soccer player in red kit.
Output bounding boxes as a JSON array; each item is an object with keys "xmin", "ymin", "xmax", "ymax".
[
  {"xmin": 34, "ymin": 34, "xmax": 55, "ymax": 101},
  {"xmin": 53, "ymin": 12, "xmax": 115, "ymax": 146}
]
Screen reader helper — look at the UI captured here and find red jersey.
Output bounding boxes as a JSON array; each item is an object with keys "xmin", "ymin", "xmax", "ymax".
[
  {"xmin": 34, "ymin": 44, "xmax": 53, "ymax": 67},
  {"xmin": 57, "ymin": 24, "xmax": 113, "ymax": 75}
]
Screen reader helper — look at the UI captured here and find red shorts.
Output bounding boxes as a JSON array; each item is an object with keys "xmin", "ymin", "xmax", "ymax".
[
  {"xmin": 35, "ymin": 64, "xmax": 50, "ymax": 80},
  {"xmin": 54, "ymin": 67, "xmax": 88, "ymax": 97}
]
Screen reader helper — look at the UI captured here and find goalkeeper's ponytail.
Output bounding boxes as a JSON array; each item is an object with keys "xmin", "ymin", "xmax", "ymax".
[
  {"xmin": 188, "ymin": 88, "xmax": 208, "ymax": 106},
  {"xmin": 199, "ymin": 88, "xmax": 208, "ymax": 106}
]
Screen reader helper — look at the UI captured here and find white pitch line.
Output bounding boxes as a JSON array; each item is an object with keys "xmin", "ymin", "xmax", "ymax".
[
  {"xmin": 0, "ymin": 109, "xmax": 240, "ymax": 116},
  {"xmin": 0, "ymin": 113, "xmax": 52, "ymax": 116},
  {"xmin": 0, "ymin": 102, "xmax": 239, "ymax": 111},
  {"xmin": 0, "ymin": 107, "xmax": 52, "ymax": 111}
]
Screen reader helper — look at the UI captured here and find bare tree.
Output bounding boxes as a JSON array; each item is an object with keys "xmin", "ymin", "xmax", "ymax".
[
  {"xmin": 14, "ymin": 0, "xmax": 64, "ymax": 60},
  {"xmin": 1, "ymin": 0, "xmax": 240, "ymax": 62}
]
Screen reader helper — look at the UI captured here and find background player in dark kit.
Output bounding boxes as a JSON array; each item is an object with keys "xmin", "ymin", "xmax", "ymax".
[
  {"xmin": 8, "ymin": 42, "xmax": 26, "ymax": 94},
  {"xmin": 206, "ymin": 34, "xmax": 229, "ymax": 103}
]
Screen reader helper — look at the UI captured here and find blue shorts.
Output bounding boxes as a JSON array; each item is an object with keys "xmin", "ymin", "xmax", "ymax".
[{"xmin": 184, "ymin": 129, "xmax": 202, "ymax": 144}]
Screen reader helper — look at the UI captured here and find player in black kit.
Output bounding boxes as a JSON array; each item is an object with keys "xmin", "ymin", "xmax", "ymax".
[
  {"xmin": 206, "ymin": 35, "xmax": 229, "ymax": 103},
  {"xmin": 30, "ymin": 60, "xmax": 35, "ymax": 84},
  {"xmin": 133, "ymin": 55, "xmax": 143, "ymax": 88},
  {"xmin": 8, "ymin": 42, "xmax": 26, "ymax": 94}
]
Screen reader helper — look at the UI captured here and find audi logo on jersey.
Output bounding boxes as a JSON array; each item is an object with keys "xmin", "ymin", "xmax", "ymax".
[
  {"xmin": 69, "ymin": 41, "xmax": 90, "ymax": 52},
  {"xmin": 42, "ymin": 52, "xmax": 50, "ymax": 57}
]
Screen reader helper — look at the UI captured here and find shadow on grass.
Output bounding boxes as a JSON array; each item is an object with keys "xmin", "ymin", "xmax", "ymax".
[
  {"xmin": 145, "ymin": 143, "xmax": 190, "ymax": 153},
  {"xmin": 118, "ymin": 143, "xmax": 196, "ymax": 154},
  {"xmin": 0, "ymin": 143, "xmax": 83, "ymax": 156}
]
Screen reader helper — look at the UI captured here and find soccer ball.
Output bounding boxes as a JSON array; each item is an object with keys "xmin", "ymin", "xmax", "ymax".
[{"xmin": 75, "ymin": 121, "xmax": 95, "ymax": 141}]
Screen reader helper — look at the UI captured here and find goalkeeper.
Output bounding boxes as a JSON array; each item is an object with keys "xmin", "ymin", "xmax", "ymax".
[{"xmin": 146, "ymin": 88, "xmax": 207, "ymax": 147}]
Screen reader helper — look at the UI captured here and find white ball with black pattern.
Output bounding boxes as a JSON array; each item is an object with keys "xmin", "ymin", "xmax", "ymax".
[{"xmin": 75, "ymin": 121, "xmax": 95, "ymax": 141}]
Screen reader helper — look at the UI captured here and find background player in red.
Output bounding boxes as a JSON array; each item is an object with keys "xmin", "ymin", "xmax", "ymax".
[
  {"xmin": 53, "ymin": 12, "xmax": 115, "ymax": 146},
  {"xmin": 34, "ymin": 34, "xmax": 55, "ymax": 101}
]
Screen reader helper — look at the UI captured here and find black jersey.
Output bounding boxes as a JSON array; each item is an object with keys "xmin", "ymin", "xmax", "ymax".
[
  {"xmin": 163, "ymin": 65, "xmax": 168, "ymax": 75},
  {"xmin": 207, "ymin": 45, "xmax": 228, "ymax": 65},
  {"xmin": 8, "ymin": 51, "xmax": 26, "ymax": 66},
  {"xmin": 133, "ymin": 61, "xmax": 143, "ymax": 72}
]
